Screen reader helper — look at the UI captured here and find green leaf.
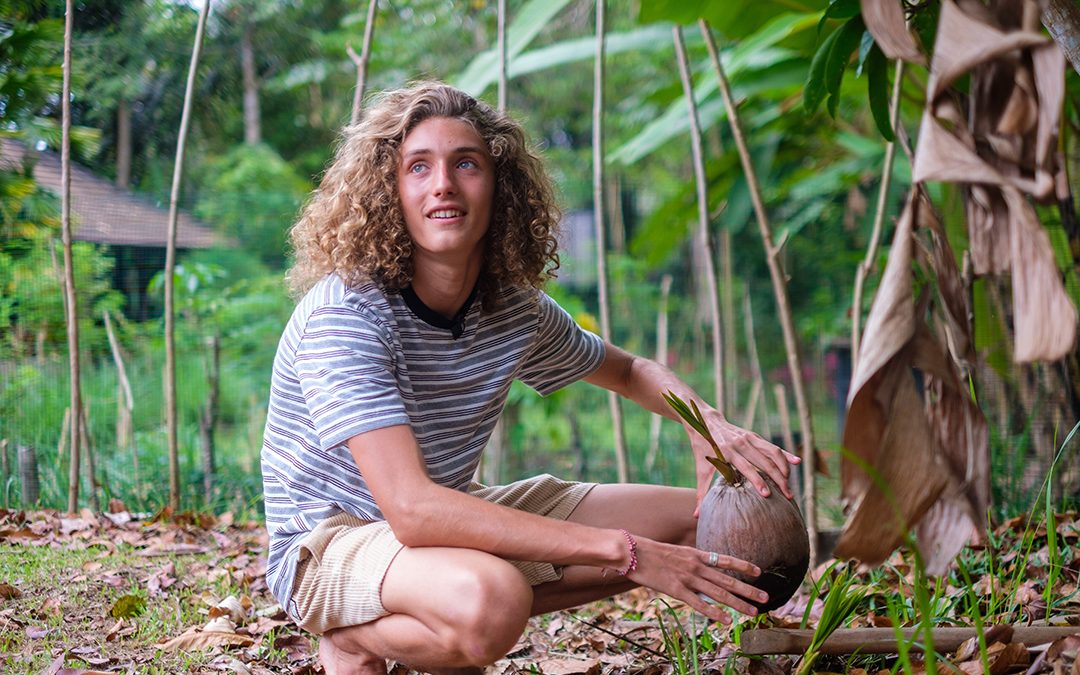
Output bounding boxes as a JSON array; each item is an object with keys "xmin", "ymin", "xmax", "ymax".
[
  {"xmin": 865, "ymin": 44, "xmax": 895, "ymax": 141},
  {"xmin": 610, "ymin": 12, "xmax": 817, "ymax": 165},
  {"xmin": 818, "ymin": 0, "xmax": 861, "ymax": 35},
  {"xmin": 454, "ymin": 0, "xmax": 575, "ymax": 96},
  {"xmin": 640, "ymin": 0, "xmax": 827, "ymax": 40},
  {"xmin": 109, "ymin": 594, "xmax": 146, "ymax": 619},
  {"xmin": 804, "ymin": 24, "xmax": 842, "ymax": 114},
  {"xmin": 824, "ymin": 16, "xmax": 865, "ymax": 118}
]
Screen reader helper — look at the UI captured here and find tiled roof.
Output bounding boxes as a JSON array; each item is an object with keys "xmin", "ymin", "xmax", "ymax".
[{"xmin": 1, "ymin": 138, "xmax": 220, "ymax": 249}]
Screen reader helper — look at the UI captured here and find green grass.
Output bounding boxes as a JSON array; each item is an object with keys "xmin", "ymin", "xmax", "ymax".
[{"xmin": 0, "ymin": 542, "xmax": 241, "ymax": 674}]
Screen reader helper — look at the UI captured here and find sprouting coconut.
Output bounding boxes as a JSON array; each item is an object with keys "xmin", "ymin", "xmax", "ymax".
[{"xmin": 664, "ymin": 392, "xmax": 810, "ymax": 612}]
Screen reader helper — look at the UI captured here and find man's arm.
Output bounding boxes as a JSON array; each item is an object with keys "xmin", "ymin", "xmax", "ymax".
[
  {"xmin": 347, "ymin": 424, "xmax": 768, "ymax": 621},
  {"xmin": 583, "ymin": 341, "xmax": 800, "ymax": 507}
]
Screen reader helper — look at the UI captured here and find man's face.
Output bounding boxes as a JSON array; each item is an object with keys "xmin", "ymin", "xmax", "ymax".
[{"xmin": 396, "ymin": 116, "xmax": 495, "ymax": 268}]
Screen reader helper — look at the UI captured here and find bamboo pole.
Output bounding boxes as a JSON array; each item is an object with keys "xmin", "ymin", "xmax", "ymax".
[
  {"xmin": 346, "ymin": 0, "xmax": 378, "ymax": 124},
  {"xmin": 721, "ymin": 229, "xmax": 737, "ymax": 413},
  {"xmin": 645, "ymin": 274, "xmax": 674, "ymax": 474},
  {"xmin": 773, "ymin": 384, "xmax": 800, "ymax": 504},
  {"xmin": 593, "ymin": 0, "xmax": 629, "ymax": 483},
  {"xmin": 103, "ymin": 310, "xmax": 134, "ymax": 446},
  {"xmin": 852, "ymin": 60, "xmax": 904, "ymax": 368},
  {"xmin": 78, "ymin": 406, "xmax": 100, "ymax": 512},
  {"xmin": 60, "ymin": 0, "xmax": 81, "ymax": 514},
  {"xmin": 700, "ymin": 19, "xmax": 818, "ymax": 562},
  {"xmin": 165, "ymin": 0, "xmax": 212, "ymax": 512},
  {"xmin": 497, "ymin": 0, "xmax": 508, "ymax": 112},
  {"xmin": 742, "ymin": 290, "xmax": 770, "ymax": 438},
  {"xmin": 673, "ymin": 25, "xmax": 725, "ymax": 414}
]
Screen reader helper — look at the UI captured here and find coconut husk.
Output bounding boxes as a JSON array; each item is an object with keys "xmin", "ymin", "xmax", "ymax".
[{"xmin": 695, "ymin": 477, "xmax": 809, "ymax": 612}]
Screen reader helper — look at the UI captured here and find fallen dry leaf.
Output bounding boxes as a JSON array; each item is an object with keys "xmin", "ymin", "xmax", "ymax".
[{"xmin": 159, "ymin": 627, "xmax": 255, "ymax": 652}]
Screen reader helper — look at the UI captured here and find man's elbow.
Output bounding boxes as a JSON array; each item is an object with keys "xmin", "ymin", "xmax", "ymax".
[{"xmin": 381, "ymin": 491, "xmax": 436, "ymax": 547}]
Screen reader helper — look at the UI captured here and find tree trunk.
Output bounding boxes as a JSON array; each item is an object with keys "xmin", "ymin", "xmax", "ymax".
[
  {"xmin": 116, "ymin": 97, "xmax": 131, "ymax": 188},
  {"xmin": 18, "ymin": 445, "xmax": 38, "ymax": 506},
  {"xmin": 673, "ymin": 26, "xmax": 725, "ymax": 413},
  {"xmin": 1043, "ymin": 0, "xmax": 1080, "ymax": 76},
  {"xmin": 60, "ymin": 0, "xmax": 82, "ymax": 514},
  {"xmin": 241, "ymin": 21, "xmax": 260, "ymax": 146},
  {"xmin": 165, "ymin": 0, "xmax": 212, "ymax": 512},
  {"xmin": 593, "ymin": 0, "xmax": 629, "ymax": 483}
]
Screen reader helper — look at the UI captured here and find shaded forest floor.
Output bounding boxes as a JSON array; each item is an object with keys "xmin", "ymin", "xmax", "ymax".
[{"xmin": 0, "ymin": 507, "xmax": 1078, "ymax": 674}]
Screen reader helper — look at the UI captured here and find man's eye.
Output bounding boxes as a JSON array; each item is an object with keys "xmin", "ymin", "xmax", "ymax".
[
  {"xmin": 458, "ymin": 159, "xmax": 478, "ymax": 169},
  {"xmin": 409, "ymin": 163, "xmax": 427, "ymax": 174}
]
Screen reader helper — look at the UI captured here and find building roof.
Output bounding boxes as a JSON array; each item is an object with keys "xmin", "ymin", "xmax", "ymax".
[{"xmin": 0, "ymin": 138, "xmax": 221, "ymax": 249}]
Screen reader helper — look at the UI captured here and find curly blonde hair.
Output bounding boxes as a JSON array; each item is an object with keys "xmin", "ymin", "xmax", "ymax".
[{"xmin": 287, "ymin": 81, "xmax": 561, "ymax": 303}]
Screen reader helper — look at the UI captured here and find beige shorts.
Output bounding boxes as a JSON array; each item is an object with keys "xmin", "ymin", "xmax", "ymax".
[{"xmin": 290, "ymin": 474, "xmax": 595, "ymax": 634}]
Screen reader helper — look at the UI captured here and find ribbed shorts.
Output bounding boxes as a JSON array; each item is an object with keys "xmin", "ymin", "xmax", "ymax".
[{"xmin": 290, "ymin": 474, "xmax": 595, "ymax": 634}]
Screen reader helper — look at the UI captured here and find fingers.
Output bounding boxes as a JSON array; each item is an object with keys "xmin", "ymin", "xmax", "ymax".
[
  {"xmin": 716, "ymin": 428, "xmax": 797, "ymax": 499},
  {"xmin": 683, "ymin": 553, "xmax": 767, "ymax": 621}
]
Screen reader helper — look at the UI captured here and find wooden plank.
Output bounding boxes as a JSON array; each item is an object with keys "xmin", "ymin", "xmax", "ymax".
[{"xmin": 741, "ymin": 626, "xmax": 1080, "ymax": 655}]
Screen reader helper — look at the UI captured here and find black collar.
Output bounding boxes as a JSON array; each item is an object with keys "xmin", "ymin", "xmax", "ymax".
[{"xmin": 400, "ymin": 284, "xmax": 479, "ymax": 339}]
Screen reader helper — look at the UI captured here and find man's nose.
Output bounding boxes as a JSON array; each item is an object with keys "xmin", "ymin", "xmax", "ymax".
[{"xmin": 431, "ymin": 162, "xmax": 457, "ymax": 195}]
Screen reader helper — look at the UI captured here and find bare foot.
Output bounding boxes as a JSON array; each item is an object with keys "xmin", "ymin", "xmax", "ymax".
[{"xmin": 318, "ymin": 632, "xmax": 388, "ymax": 675}]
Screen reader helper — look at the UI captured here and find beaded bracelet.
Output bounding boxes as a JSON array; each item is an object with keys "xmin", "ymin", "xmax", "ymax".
[{"xmin": 613, "ymin": 528, "xmax": 638, "ymax": 576}]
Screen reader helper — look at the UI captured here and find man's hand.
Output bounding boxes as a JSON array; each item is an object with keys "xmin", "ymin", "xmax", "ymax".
[
  {"xmin": 626, "ymin": 536, "xmax": 766, "ymax": 624},
  {"xmin": 686, "ymin": 405, "xmax": 800, "ymax": 512}
]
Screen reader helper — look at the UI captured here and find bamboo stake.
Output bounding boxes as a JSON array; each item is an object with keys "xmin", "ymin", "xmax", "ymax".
[
  {"xmin": 851, "ymin": 60, "xmax": 904, "ymax": 369},
  {"xmin": 700, "ymin": 19, "xmax": 818, "ymax": 562},
  {"xmin": 165, "ymin": 0, "xmax": 212, "ymax": 512},
  {"xmin": 497, "ymin": 0, "xmax": 508, "ymax": 112},
  {"xmin": 593, "ymin": 0, "xmax": 629, "ymax": 483},
  {"xmin": 480, "ymin": 0, "xmax": 510, "ymax": 488},
  {"xmin": 78, "ymin": 406, "xmax": 100, "ymax": 512},
  {"xmin": 645, "ymin": 274, "xmax": 674, "ymax": 475},
  {"xmin": 103, "ymin": 310, "xmax": 134, "ymax": 444},
  {"xmin": 742, "ymin": 626, "xmax": 1080, "ymax": 655},
  {"xmin": 743, "ymin": 289, "xmax": 771, "ymax": 439},
  {"xmin": 673, "ymin": 25, "xmax": 725, "ymax": 414},
  {"xmin": 57, "ymin": 407, "xmax": 70, "ymax": 475},
  {"xmin": 721, "ymin": 229, "xmax": 737, "ymax": 413},
  {"xmin": 346, "ymin": 0, "xmax": 378, "ymax": 125},
  {"xmin": 60, "ymin": 0, "xmax": 81, "ymax": 514},
  {"xmin": 774, "ymin": 384, "xmax": 800, "ymax": 504}
]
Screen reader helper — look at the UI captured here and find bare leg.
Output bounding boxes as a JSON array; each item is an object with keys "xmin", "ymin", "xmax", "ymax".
[
  {"xmin": 318, "ymin": 545, "xmax": 533, "ymax": 675},
  {"xmin": 531, "ymin": 483, "xmax": 697, "ymax": 615},
  {"xmin": 319, "ymin": 484, "xmax": 697, "ymax": 673}
]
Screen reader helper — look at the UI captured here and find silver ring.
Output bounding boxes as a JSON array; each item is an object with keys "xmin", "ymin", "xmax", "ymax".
[{"xmin": 707, "ymin": 551, "xmax": 719, "ymax": 567}]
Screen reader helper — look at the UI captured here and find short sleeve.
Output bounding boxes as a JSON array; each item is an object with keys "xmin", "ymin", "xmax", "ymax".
[
  {"xmin": 294, "ymin": 304, "xmax": 411, "ymax": 450},
  {"xmin": 518, "ymin": 293, "xmax": 605, "ymax": 396}
]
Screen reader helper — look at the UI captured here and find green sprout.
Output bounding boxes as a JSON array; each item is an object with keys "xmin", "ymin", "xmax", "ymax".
[{"xmin": 663, "ymin": 390, "xmax": 742, "ymax": 486}]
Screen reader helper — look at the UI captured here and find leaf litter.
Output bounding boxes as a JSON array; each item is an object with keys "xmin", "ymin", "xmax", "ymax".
[{"xmin": 0, "ymin": 506, "xmax": 1078, "ymax": 674}]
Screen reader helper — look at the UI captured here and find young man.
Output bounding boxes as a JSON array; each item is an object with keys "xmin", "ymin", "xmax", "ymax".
[{"xmin": 262, "ymin": 82, "xmax": 799, "ymax": 675}]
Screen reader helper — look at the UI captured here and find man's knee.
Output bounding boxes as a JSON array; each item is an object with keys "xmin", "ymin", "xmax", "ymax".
[{"xmin": 441, "ymin": 561, "xmax": 531, "ymax": 665}]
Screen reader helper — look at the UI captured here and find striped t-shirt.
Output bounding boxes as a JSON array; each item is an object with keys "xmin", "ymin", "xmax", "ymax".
[{"xmin": 260, "ymin": 273, "xmax": 605, "ymax": 615}]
